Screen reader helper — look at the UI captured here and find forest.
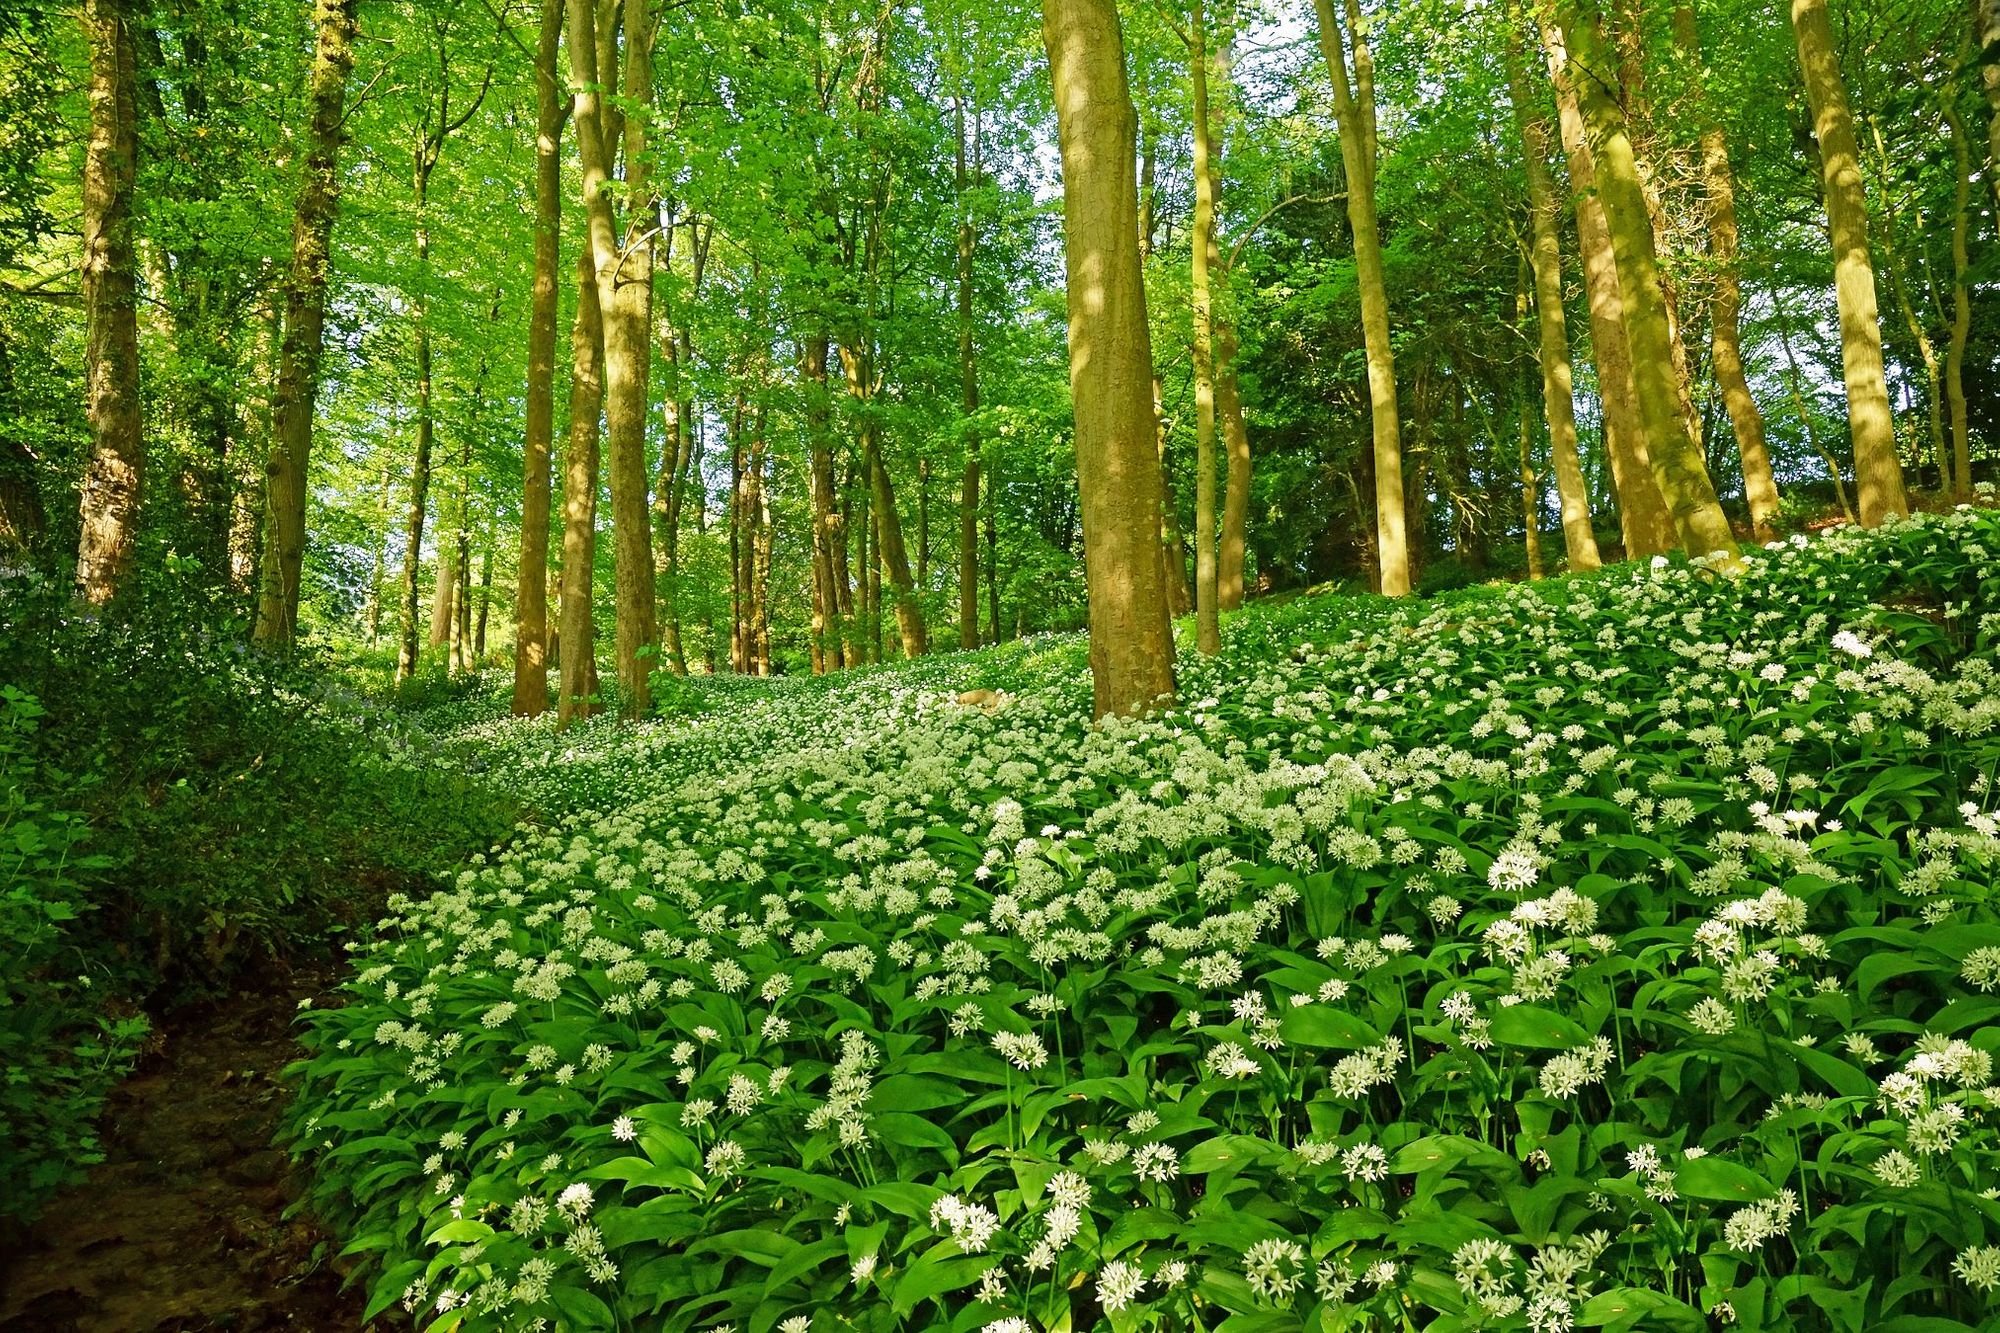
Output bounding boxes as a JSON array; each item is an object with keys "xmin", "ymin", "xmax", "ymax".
[{"xmin": 3, "ymin": 0, "xmax": 2000, "ymax": 1326}]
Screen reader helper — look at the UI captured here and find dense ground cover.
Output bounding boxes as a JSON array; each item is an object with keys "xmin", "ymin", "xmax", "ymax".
[
  {"xmin": 0, "ymin": 576, "xmax": 518, "ymax": 1226},
  {"xmin": 290, "ymin": 510, "xmax": 2000, "ymax": 1332}
]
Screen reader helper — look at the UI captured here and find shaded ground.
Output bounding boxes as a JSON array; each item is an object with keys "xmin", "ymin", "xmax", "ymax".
[{"xmin": 0, "ymin": 962, "xmax": 372, "ymax": 1332}]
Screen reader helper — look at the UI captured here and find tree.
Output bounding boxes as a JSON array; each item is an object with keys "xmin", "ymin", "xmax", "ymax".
[
  {"xmin": 1555, "ymin": 3, "xmax": 1739, "ymax": 565},
  {"xmin": 1673, "ymin": 1, "xmax": 1780, "ymax": 541},
  {"xmin": 556, "ymin": 247, "xmax": 602, "ymax": 726},
  {"xmin": 568, "ymin": 0, "xmax": 657, "ymax": 716},
  {"xmin": 1504, "ymin": 9, "xmax": 1599, "ymax": 572},
  {"xmin": 1790, "ymin": 0, "xmax": 1906, "ymax": 526},
  {"xmin": 512, "ymin": 0, "xmax": 565, "ymax": 715},
  {"xmin": 253, "ymin": 0, "xmax": 358, "ymax": 648},
  {"xmin": 1312, "ymin": 0, "xmax": 1409, "ymax": 595},
  {"xmin": 1043, "ymin": 0, "xmax": 1177, "ymax": 716},
  {"xmin": 74, "ymin": 0, "xmax": 143, "ymax": 607}
]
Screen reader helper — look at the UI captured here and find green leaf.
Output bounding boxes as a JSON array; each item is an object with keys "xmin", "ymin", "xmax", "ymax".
[{"xmin": 1489, "ymin": 1005, "xmax": 1590, "ymax": 1049}]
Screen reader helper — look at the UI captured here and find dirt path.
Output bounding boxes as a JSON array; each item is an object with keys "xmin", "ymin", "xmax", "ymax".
[{"xmin": 0, "ymin": 962, "xmax": 373, "ymax": 1332}]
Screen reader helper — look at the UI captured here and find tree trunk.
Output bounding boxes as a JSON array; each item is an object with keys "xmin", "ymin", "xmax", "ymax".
[
  {"xmin": 394, "ymin": 315, "xmax": 435, "ymax": 682},
  {"xmin": 473, "ymin": 533, "xmax": 494, "ymax": 658},
  {"xmin": 1519, "ymin": 373, "xmax": 1546, "ymax": 580},
  {"xmin": 1981, "ymin": 0, "xmax": 2000, "ymax": 217},
  {"xmin": 1790, "ymin": 0, "xmax": 1907, "ymax": 526},
  {"xmin": 569, "ymin": 0, "xmax": 656, "ymax": 716},
  {"xmin": 983, "ymin": 451, "xmax": 1000, "ymax": 641},
  {"xmin": 1043, "ymin": 0, "xmax": 1178, "ymax": 715},
  {"xmin": 750, "ymin": 409, "xmax": 772, "ymax": 676},
  {"xmin": 1542, "ymin": 20, "xmax": 1673, "ymax": 558},
  {"xmin": 75, "ymin": 0, "xmax": 144, "ymax": 608},
  {"xmin": 1313, "ymin": 0, "xmax": 1409, "ymax": 595},
  {"xmin": 1506, "ymin": 15, "xmax": 1600, "ymax": 571},
  {"xmin": 843, "ymin": 341, "xmax": 927, "ymax": 657},
  {"xmin": 1945, "ymin": 96, "xmax": 1973, "ymax": 499},
  {"xmin": 1670, "ymin": 2, "xmax": 1778, "ymax": 540},
  {"xmin": 803, "ymin": 334, "xmax": 845, "ymax": 670},
  {"xmin": 1557, "ymin": 5, "xmax": 1739, "ymax": 565},
  {"xmin": 1209, "ymin": 41, "xmax": 1251, "ymax": 611},
  {"xmin": 955, "ymin": 102, "xmax": 982, "ymax": 651},
  {"xmin": 254, "ymin": 0, "xmax": 357, "ymax": 646},
  {"xmin": 512, "ymin": 0, "xmax": 565, "ymax": 715},
  {"xmin": 557, "ymin": 247, "xmax": 603, "ymax": 726},
  {"xmin": 1189, "ymin": 0, "xmax": 1222, "ymax": 652}
]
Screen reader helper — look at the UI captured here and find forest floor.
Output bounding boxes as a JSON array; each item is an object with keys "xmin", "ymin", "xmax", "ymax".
[{"xmin": 0, "ymin": 960, "xmax": 372, "ymax": 1333}]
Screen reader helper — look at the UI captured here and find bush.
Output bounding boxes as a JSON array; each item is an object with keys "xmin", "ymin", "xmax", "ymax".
[{"xmin": 0, "ymin": 685, "xmax": 148, "ymax": 1223}]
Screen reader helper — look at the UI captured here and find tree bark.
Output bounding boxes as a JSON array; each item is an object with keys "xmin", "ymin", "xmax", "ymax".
[
  {"xmin": 557, "ymin": 247, "xmax": 603, "ymax": 725},
  {"xmin": 569, "ymin": 0, "xmax": 657, "ymax": 716},
  {"xmin": 1542, "ymin": 20, "xmax": 1673, "ymax": 558},
  {"xmin": 1945, "ymin": 94, "xmax": 1973, "ymax": 499},
  {"xmin": 513, "ymin": 0, "xmax": 565, "ymax": 715},
  {"xmin": 1557, "ymin": 4, "xmax": 1739, "ymax": 564},
  {"xmin": 1043, "ymin": 0, "xmax": 1177, "ymax": 715},
  {"xmin": 802, "ymin": 334, "xmax": 845, "ymax": 670},
  {"xmin": 75, "ymin": 0, "xmax": 144, "ymax": 607},
  {"xmin": 254, "ymin": 0, "xmax": 357, "ymax": 646},
  {"xmin": 1671, "ymin": 1, "xmax": 1778, "ymax": 539},
  {"xmin": 1790, "ymin": 0, "xmax": 1906, "ymax": 526},
  {"xmin": 1313, "ymin": 0, "xmax": 1409, "ymax": 595},
  {"xmin": 1209, "ymin": 40, "xmax": 1251, "ymax": 611},
  {"xmin": 842, "ymin": 340, "xmax": 927, "ymax": 657},
  {"xmin": 1506, "ymin": 15, "xmax": 1600, "ymax": 571},
  {"xmin": 1190, "ymin": 0, "xmax": 1221, "ymax": 650},
  {"xmin": 955, "ymin": 101, "xmax": 982, "ymax": 651}
]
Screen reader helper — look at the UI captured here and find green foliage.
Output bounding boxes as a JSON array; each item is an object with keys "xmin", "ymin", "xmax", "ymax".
[
  {"xmin": 289, "ymin": 511, "xmax": 2000, "ymax": 1331},
  {"xmin": 0, "ymin": 569, "xmax": 520, "ymax": 1225},
  {"xmin": 0, "ymin": 684, "xmax": 146, "ymax": 1222}
]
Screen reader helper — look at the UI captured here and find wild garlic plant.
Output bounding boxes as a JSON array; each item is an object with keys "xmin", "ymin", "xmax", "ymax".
[{"xmin": 288, "ymin": 510, "xmax": 2000, "ymax": 1332}]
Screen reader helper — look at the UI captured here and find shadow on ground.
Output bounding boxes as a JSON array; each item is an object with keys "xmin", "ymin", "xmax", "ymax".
[{"xmin": 0, "ymin": 963, "xmax": 371, "ymax": 1332}]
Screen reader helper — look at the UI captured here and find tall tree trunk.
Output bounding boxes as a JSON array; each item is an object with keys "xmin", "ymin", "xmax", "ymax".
[
  {"xmin": 1189, "ymin": 0, "xmax": 1221, "ymax": 650},
  {"xmin": 1518, "ymin": 367, "xmax": 1546, "ymax": 580},
  {"xmin": 728, "ymin": 388, "xmax": 747, "ymax": 673},
  {"xmin": 1557, "ymin": 4, "xmax": 1739, "ymax": 565},
  {"xmin": 655, "ymin": 215, "xmax": 706, "ymax": 676},
  {"xmin": 843, "ymin": 342, "xmax": 927, "ymax": 657},
  {"xmin": 955, "ymin": 101, "xmax": 982, "ymax": 651},
  {"xmin": 1138, "ymin": 139, "xmax": 1193, "ymax": 617},
  {"xmin": 1671, "ymin": 2, "xmax": 1779, "ymax": 539},
  {"xmin": 428, "ymin": 475, "xmax": 456, "ymax": 649},
  {"xmin": 254, "ymin": 0, "xmax": 357, "ymax": 646},
  {"xmin": 1506, "ymin": 14, "xmax": 1600, "ymax": 571},
  {"xmin": 557, "ymin": 247, "xmax": 603, "ymax": 725},
  {"xmin": 395, "ymin": 311, "xmax": 436, "ymax": 682},
  {"xmin": 75, "ymin": 0, "xmax": 144, "ymax": 607},
  {"xmin": 803, "ymin": 334, "xmax": 845, "ymax": 670},
  {"xmin": 1043, "ymin": 0, "xmax": 1178, "ymax": 715},
  {"xmin": 227, "ymin": 299, "xmax": 280, "ymax": 597},
  {"xmin": 473, "ymin": 533, "xmax": 494, "ymax": 658},
  {"xmin": 750, "ymin": 410, "xmax": 772, "ymax": 676},
  {"xmin": 983, "ymin": 452, "xmax": 1000, "ymax": 641},
  {"xmin": 569, "ymin": 0, "xmax": 656, "ymax": 716},
  {"xmin": 1209, "ymin": 38, "xmax": 1251, "ymax": 611},
  {"xmin": 1945, "ymin": 95, "xmax": 1973, "ymax": 499},
  {"xmin": 1542, "ymin": 20, "xmax": 1673, "ymax": 558},
  {"xmin": 1313, "ymin": 0, "xmax": 1409, "ymax": 595},
  {"xmin": 1790, "ymin": 0, "xmax": 1907, "ymax": 526},
  {"xmin": 513, "ymin": 0, "xmax": 565, "ymax": 715},
  {"xmin": 1980, "ymin": 0, "xmax": 2000, "ymax": 216}
]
